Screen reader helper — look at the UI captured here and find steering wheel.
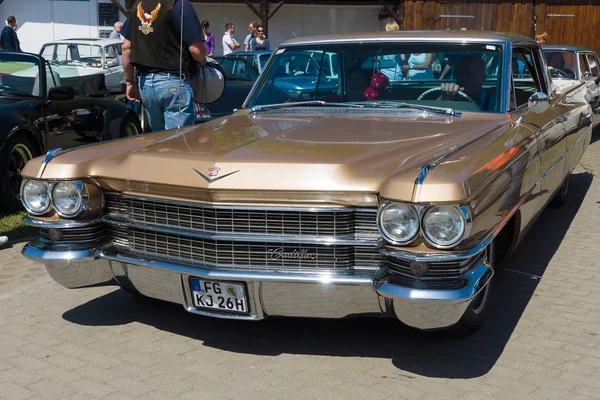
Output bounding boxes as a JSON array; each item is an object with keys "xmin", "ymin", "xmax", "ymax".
[
  {"xmin": 0, "ymin": 84, "xmax": 18, "ymax": 92},
  {"xmin": 549, "ymin": 68, "xmax": 568, "ymax": 78},
  {"xmin": 417, "ymin": 87, "xmax": 478, "ymax": 104}
]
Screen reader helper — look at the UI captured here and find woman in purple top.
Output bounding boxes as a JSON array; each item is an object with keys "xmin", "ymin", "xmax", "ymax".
[{"xmin": 201, "ymin": 20, "xmax": 215, "ymax": 56}]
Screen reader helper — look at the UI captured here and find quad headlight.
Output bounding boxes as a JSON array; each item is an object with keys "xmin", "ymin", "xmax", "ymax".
[
  {"xmin": 21, "ymin": 180, "xmax": 50, "ymax": 215},
  {"xmin": 422, "ymin": 205, "xmax": 468, "ymax": 248},
  {"xmin": 377, "ymin": 201, "xmax": 470, "ymax": 249},
  {"xmin": 377, "ymin": 202, "xmax": 420, "ymax": 244},
  {"xmin": 52, "ymin": 182, "xmax": 84, "ymax": 217},
  {"xmin": 20, "ymin": 180, "xmax": 87, "ymax": 218}
]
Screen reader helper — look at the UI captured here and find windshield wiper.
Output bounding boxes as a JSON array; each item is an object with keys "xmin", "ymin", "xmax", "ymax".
[
  {"xmin": 348, "ymin": 101, "xmax": 460, "ymax": 117},
  {"xmin": 0, "ymin": 92, "xmax": 35, "ymax": 97},
  {"xmin": 252, "ymin": 100, "xmax": 365, "ymax": 112}
]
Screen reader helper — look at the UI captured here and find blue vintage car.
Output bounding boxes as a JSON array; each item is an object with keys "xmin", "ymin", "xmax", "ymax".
[{"xmin": 223, "ymin": 50, "xmax": 272, "ymax": 74}]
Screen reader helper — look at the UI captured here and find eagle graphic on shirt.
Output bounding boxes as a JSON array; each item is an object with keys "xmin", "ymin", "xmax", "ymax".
[{"xmin": 137, "ymin": 2, "xmax": 161, "ymax": 35}]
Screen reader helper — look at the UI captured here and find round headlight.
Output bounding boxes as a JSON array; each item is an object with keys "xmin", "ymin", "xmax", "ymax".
[
  {"xmin": 52, "ymin": 182, "xmax": 82, "ymax": 217},
  {"xmin": 422, "ymin": 205, "xmax": 466, "ymax": 248},
  {"xmin": 21, "ymin": 180, "xmax": 50, "ymax": 214},
  {"xmin": 378, "ymin": 202, "xmax": 420, "ymax": 244}
]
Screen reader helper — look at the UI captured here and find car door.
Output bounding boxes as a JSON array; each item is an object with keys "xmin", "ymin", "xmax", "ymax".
[
  {"xmin": 104, "ymin": 44, "xmax": 123, "ymax": 93},
  {"xmin": 511, "ymin": 46, "xmax": 567, "ymax": 211},
  {"xmin": 582, "ymin": 52, "xmax": 600, "ymax": 124},
  {"xmin": 42, "ymin": 62, "xmax": 104, "ymax": 150}
]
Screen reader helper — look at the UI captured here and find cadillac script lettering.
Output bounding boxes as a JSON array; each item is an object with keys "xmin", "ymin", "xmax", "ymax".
[{"xmin": 268, "ymin": 248, "xmax": 318, "ymax": 260}]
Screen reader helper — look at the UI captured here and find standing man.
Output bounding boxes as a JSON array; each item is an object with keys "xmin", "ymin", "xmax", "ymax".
[
  {"xmin": 121, "ymin": 0, "xmax": 207, "ymax": 131},
  {"xmin": 222, "ymin": 23, "xmax": 240, "ymax": 55},
  {"xmin": 1, "ymin": 16, "xmax": 21, "ymax": 52},
  {"xmin": 244, "ymin": 21, "xmax": 257, "ymax": 51},
  {"xmin": 109, "ymin": 21, "xmax": 123, "ymax": 40}
]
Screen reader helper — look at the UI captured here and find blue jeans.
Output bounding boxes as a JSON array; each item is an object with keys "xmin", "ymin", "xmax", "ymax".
[{"xmin": 139, "ymin": 73, "xmax": 195, "ymax": 131}]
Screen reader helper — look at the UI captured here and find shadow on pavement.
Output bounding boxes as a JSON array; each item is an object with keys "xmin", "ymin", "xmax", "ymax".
[{"xmin": 62, "ymin": 172, "xmax": 594, "ymax": 378}]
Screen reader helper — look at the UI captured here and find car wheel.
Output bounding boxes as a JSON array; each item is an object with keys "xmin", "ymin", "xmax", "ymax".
[
  {"xmin": 550, "ymin": 174, "xmax": 569, "ymax": 208},
  {"xmin": 119, "ymin": 114, "xmax": 142, "ymax": 138},
  {"xmin": 447, "ymin": 242, "xmax": 494, "ymax": 336},
  {"xmin": 0, "ymin": 134, "xmax": 39, "ymax": 212},
  {"xmin": 140, "ymin": 105, "xmax": 151, "ymax": 133}
]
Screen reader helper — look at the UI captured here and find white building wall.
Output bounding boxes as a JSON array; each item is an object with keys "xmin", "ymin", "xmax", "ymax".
[
  {"xmin": 0, "ymin": 0, "xmax": 385, "ymax": 55},
  {"xmin": 192, "ymin": 3, "xmax": 386, "ymax": 55},
  {"xmin": 0, "ymin": 0, "xmax": 126, "ymax": 54}
]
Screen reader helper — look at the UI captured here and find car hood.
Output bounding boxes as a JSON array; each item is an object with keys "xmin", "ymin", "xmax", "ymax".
[{"xmin": 26, "ymin": 109, "xmax": 509, "ymax": 201}]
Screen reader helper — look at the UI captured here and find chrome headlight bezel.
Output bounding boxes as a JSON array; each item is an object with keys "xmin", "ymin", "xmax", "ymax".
[
  {"xmin": 421, "ymin": 205, "xmax": 471, "ymax": 249},
  {"xmin": 51, "ymin": 181, "xmax": 88, "ymax": 218},
  {"xmin": 20, "ymin": 179, "xmax": 51, "ymax": 215},
  {"xmin": 377, "ymin": 201, "xmax": 420, "ymax": 245},
  {"xmin": 377, "ymin": 201, "xmax": 472, "ymax": 249}
]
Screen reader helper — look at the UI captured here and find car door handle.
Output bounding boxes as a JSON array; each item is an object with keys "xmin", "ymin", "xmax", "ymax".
[{"xmin": 556, "ymin": 116, "xmax": 567, "ymax": 122}]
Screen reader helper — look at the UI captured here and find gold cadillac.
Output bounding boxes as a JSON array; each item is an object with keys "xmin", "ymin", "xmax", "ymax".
[{"xmin": 20, "ymin": 31, "xmax": 593, "ymax": 335}]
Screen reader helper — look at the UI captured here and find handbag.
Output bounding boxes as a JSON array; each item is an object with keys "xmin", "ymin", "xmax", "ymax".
[{"xmin": 191, "ymin": 57, "xmax": 226, "ymax": 104}]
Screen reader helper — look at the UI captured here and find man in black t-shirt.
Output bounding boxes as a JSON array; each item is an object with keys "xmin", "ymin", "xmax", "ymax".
[{"xmin": 122, "ymin": 0, "xmax": 207, "ymax": 131}]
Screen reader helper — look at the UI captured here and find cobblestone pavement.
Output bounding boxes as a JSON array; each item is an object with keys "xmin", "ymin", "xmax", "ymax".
[{"xmin": 1, "ymin": 133, "xmax": 600, "ymax": 400}]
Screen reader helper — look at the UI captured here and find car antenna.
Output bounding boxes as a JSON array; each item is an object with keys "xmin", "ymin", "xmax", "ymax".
[{"xmin": 292, "ymin": 32, "xmax": 298, "ymax": 38}]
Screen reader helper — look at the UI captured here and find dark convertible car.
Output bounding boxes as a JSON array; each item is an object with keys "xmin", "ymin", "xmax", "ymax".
[{"xmin": 0, "ymin": 52, "xmax": 141, "ymax": 212}]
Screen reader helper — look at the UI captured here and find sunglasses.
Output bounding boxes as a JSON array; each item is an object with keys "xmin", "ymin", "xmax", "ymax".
[{"xmin": 257, "ymin": 30, "xmax": 264, "ymax": 33}]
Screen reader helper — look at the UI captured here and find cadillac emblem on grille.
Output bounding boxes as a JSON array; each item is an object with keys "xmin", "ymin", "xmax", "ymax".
[
  {"xmin": 193, "ymin": 167, "xmax": 239, "ymax": 183},
  {"xmin": 268, "ymin": 247, "xmax": 318, "ymax": 260}
]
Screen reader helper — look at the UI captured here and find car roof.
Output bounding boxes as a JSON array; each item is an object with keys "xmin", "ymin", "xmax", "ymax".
[
  {"xmin": 542, "ymin": 44, "xmax": 595, "ymax": 53},
  {"xmin": 42, "ymin": 38, "xmax": 123, "ymax": 46},
  {"xmin": 280, "ymin": 30, "xmax": 533, "ymax": 47},
  {"xmin": 225, "ymin": 51, "xmax": 272, "ymax": 56}
]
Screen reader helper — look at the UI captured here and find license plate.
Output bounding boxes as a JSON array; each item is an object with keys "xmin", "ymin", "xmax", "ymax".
[{"xmin": 190, "ymin": 278, "xmax": 248, "ymax": 314}]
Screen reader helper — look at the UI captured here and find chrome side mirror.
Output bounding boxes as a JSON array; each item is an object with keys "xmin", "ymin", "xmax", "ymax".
[
  {"xmin": 528, "ymin": 92, "xmax": 550, "ymax": 114},
  {"xmin": 582, "ymin": 71, "xmax": 592, "ymax": 80}
]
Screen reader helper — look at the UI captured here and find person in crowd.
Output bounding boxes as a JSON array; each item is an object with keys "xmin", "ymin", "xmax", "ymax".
[
  {"xmin": 222, "ymin": 23, "xmax": 240, "ymax": 55},
  {"xmin": 535, "ymin": 32, "xmax": 550, "ymax": 45},
  {"xmin": 1, "ymin": 16, "xmax": 21, "ymax": 52},
  {"xmin": 201, "ymin": 20, "xmax": 214, "ymax": 56},
  {"xmin": 379, "ymin": 21, "xmax": 404, "ymax": 81},
  {"xmin": 121, "ymin": 0, "xmax": 207, "ymax": 131},
  {"xmin": 244, "ymin": 21, "xmax": 257, "ymax": 51},
  {"xmin": 110, "ymin": 21, "xmax": 123, "ymax": 40},
  {"xmin": 0, "ymin": 236, "xmax": 7, "ymax": 248},
  {"xmin": 439, "ymin": 54, "xmax": 495, "ymax": 111},
  {"xmin": 249, "ymin": 25, "xmax": 269, "ymax": 51},
  {"xmin": 401, "ymin": 52, "xmax": 434, "ymax": 80},
  {"xmin": 385, "ymin": 21, "xmax": 399, "ymax": 31}
]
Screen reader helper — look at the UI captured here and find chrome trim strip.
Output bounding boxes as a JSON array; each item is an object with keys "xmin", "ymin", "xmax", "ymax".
[
  {"xmin": 38, "ymin": 148, "xmax": 63, "ymax": 178},
  {"xmin": 22, "ymin": 216, "xmax": 103, "ymax": 229},
  {"xmin": 105, "ymin": 216, "xmax": 379, "ymax": 246},
  {"xmin": 100, "ymin": 246, "xmax": 375, "ymax": 285},
  {"xmin": 21, "ymin": 238, "xmax": 103, "ymax": 263},
  {"xmin": 107, "ymin": 192, "xmax": 366, "ymax": 212},
  {"xmin": 374, "ymin": 257, "xmax": 493, "ymax": 302}
]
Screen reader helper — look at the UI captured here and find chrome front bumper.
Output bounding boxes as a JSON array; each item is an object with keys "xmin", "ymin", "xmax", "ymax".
[{"xmin": 22, "ymin": 239, "xmax": 493, "ymax": 330}]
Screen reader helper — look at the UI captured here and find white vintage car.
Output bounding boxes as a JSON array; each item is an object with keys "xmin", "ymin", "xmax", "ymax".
[{"xmin": 39, "ymin": 38, "xmax": 124, "ymax": 93}]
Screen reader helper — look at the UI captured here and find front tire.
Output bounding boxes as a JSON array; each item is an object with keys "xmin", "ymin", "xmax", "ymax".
[
  {"xmin": 550, "ymin": 174, "xmax": 569, "ymax": 208},
  {"xmin": 447, "ymin": 242, "xmax": 495, "ymax": 336},
  {"xmin": 116, "ymin": 114, "xmax": 142, "ymax": 140},
  {"xmin": 0, "ymin": 134, "xmax": 38, "ymax": 212}
]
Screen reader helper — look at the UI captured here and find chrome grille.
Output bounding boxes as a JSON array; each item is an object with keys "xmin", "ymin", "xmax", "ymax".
[
  {"xmin": 105, "ymin": 193, "xmax": 379, "ymax": 238},
  {"xmin": 387, "ymin": 251, "xmax": 486, "ymax": 281},
  {"xmin": 111, "ymin": 226, "xmax": 384, "ymax": 271},
  {"xmin": 40, "ymin": 224, "xmax": 107, "ymax": 245}
]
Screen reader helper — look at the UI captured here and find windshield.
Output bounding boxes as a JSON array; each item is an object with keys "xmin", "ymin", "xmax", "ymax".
[
  {"xmin": 246, "ymin": 43, "xmax": 504, "ymax": 113},
  {"xmin": 41, "ymin": 43, "xmax": 105, "ymax": 68},
  {"xmin": 543, "ymin": 50, "xmax": 577, "ymax": 79},
  {"xmin": 0, "ymin": 53, "xmax": 42, "ymax": 97}
]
